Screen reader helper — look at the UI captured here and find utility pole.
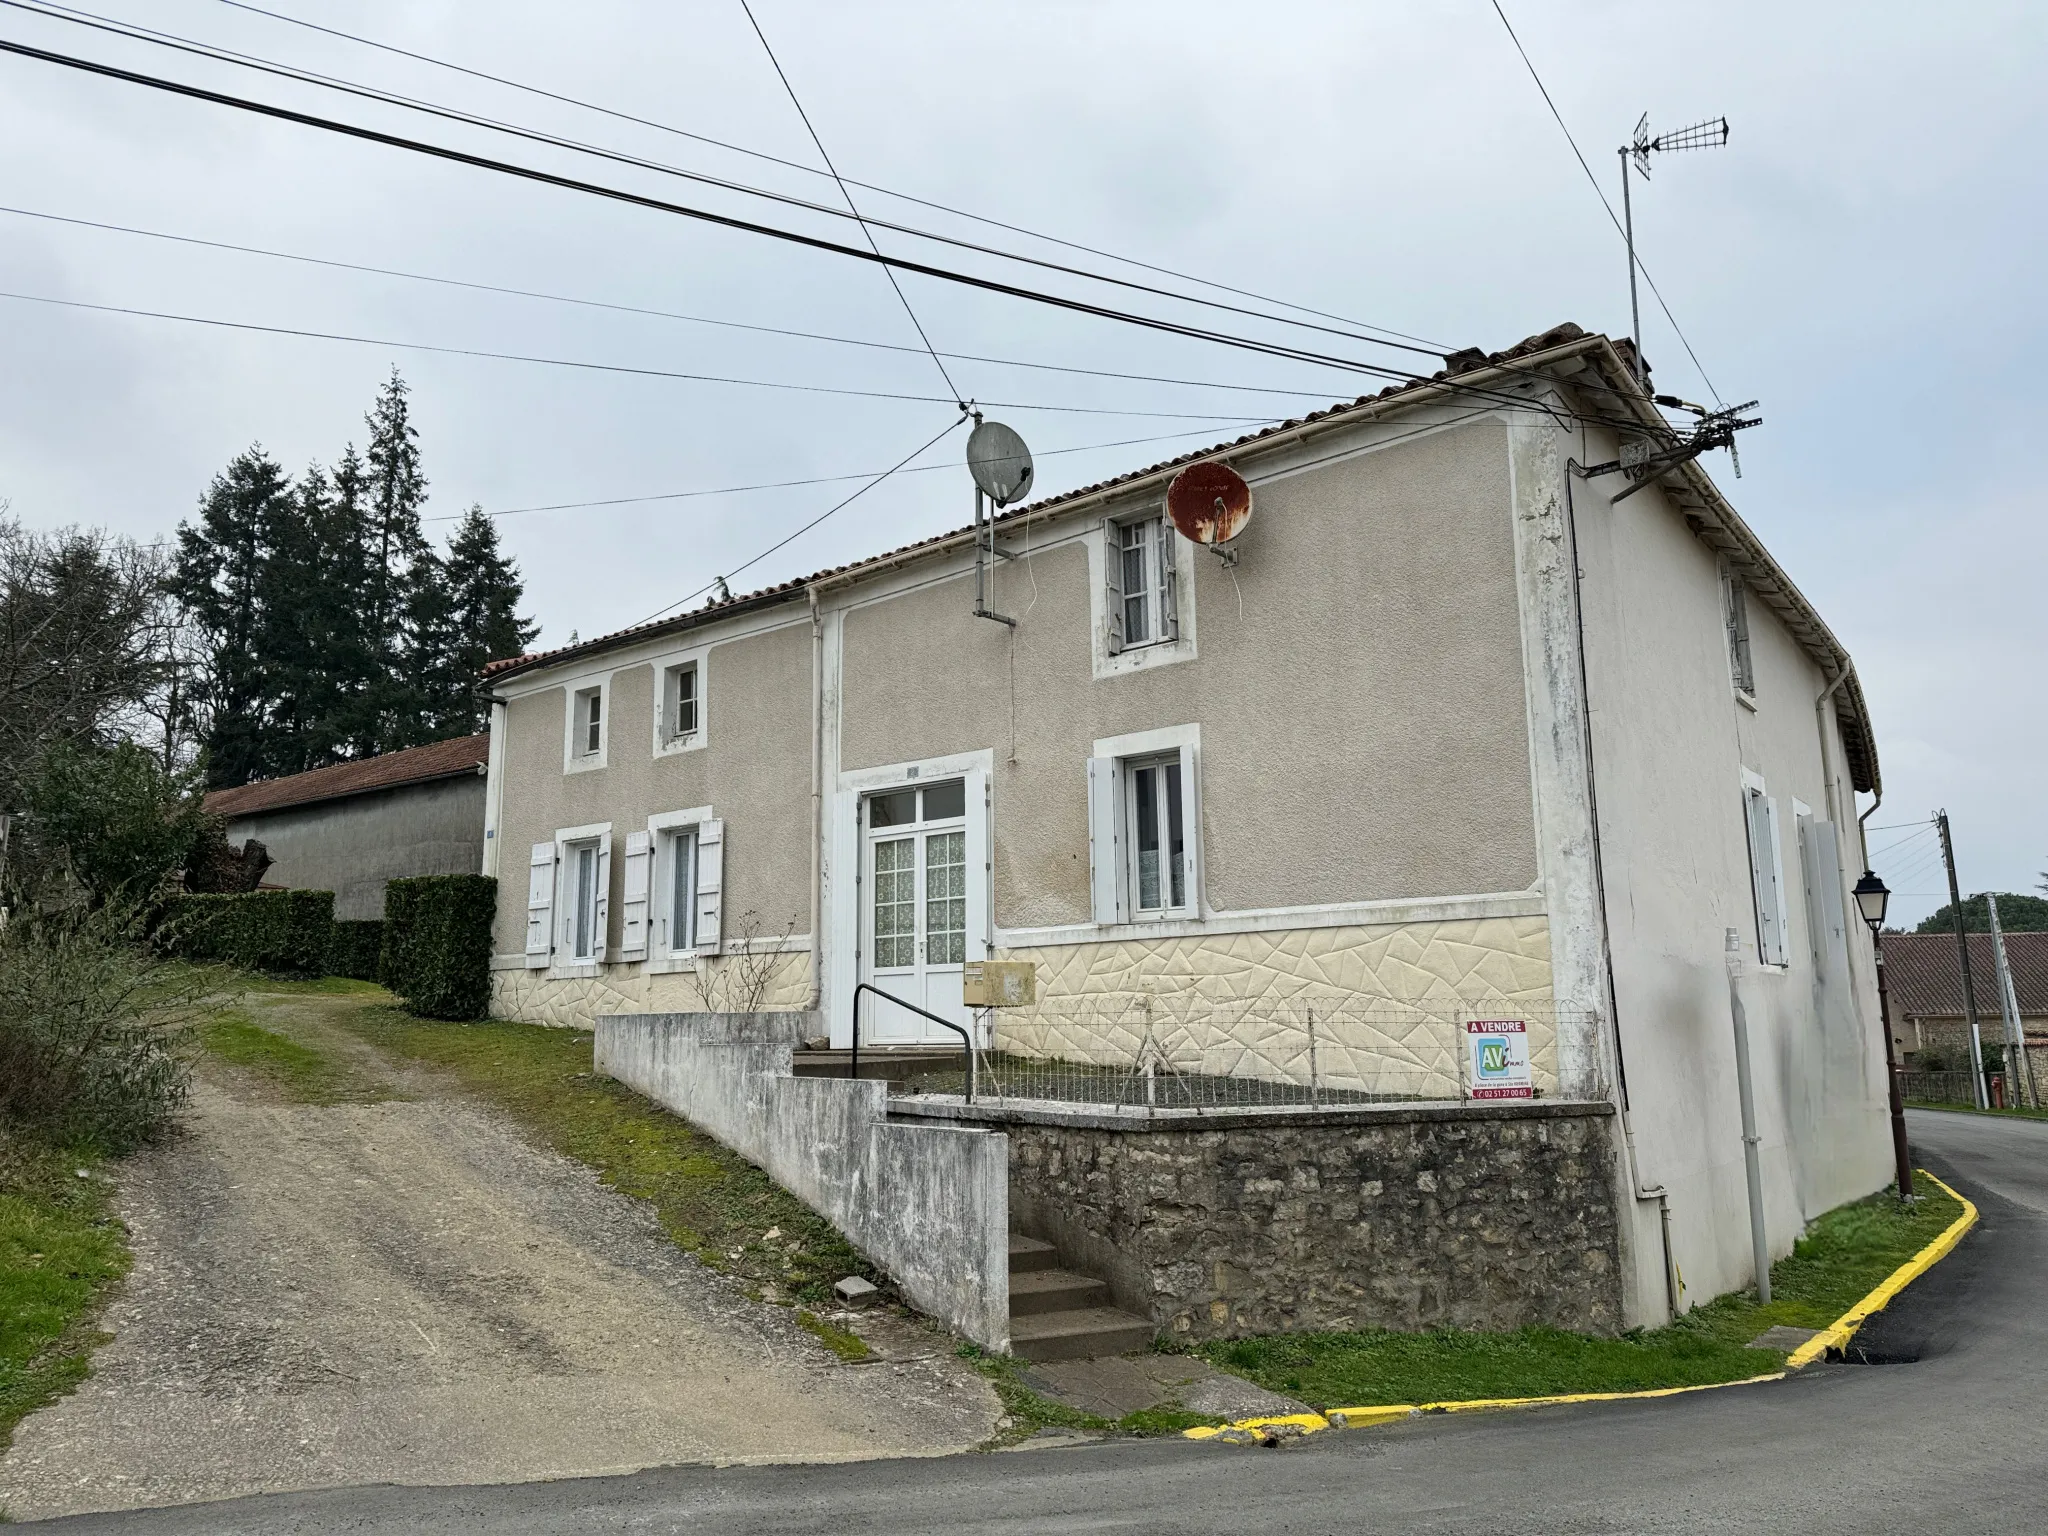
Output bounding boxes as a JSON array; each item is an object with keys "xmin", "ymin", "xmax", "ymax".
[
  {"xmin": 1989, "ymin": 894, "xmax": 2038, "ymax": 1108},
  {"xmin": 1935, "ymin": 810, "xmax": 1988, "ymax": 1109}
]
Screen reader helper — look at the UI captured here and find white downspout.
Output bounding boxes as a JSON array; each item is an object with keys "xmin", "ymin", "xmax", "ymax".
[{"xmin": 807, "ymin": 585, "xmax": 825, "ymax": 1013}]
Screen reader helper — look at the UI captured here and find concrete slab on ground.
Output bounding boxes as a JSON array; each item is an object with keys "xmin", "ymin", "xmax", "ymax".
[{"xmin": 1020, "ymin": 1353, "xmax": 1308, "ymax": 1421}]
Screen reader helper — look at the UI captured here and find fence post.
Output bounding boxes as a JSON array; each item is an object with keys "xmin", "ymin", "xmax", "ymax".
[{"xmin": 1308, "ymin": 1008, "xmax": 1321, "ymax": 1108}]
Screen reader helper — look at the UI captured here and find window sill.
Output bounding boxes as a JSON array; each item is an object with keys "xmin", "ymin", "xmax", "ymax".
[
  {"xmin": 548, "ymin": 962, "xmax": 603, "ymax": 979},
  {"xmin": 643, "ymin": 954, "xmax": 708, "ymax": 976},
  {"xmin": 653, "ymin": 731, "xmax": 707, "ymax": 759},
  {"xmin": 565, "ymin": 754, "xmax": 608, "ymax": 774},
  {"xmin": 1734, "ymin": 689, "xmax": 1759, "ymax": 713}
]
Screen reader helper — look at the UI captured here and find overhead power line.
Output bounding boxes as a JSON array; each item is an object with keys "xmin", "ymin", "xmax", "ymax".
[
  {"xmin": 0, "ymin": 288, "xmax": 1276, "ymax": 422},
  {"xmin": 206, "ymin": 0, "xmax": 1449, "ymax": 355},
  {"xmin": 0, "ymin": 203, "xmax": 1352, "ymax": 402},
  {"xmin": 0, "ymin": 33, "xmax": 1636, "ymax": 435},
  {"xmin": 1487, "ymin": 1, "xmax": 1722, "ymax": 403}
]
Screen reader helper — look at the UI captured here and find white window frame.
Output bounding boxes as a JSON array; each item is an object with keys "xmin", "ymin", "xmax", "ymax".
[
  {"xmin": 650, "ymin": 644, "xmax": 710, "ymax": 758},
  {"xmin": 1724, "ymin": 565, "xmax": 1757, "ymax": 704},
  {"xmin": 562, "ymin": 675, "xmax": 610, "ymax": 773},
  {"xmin": 644, "ymin": 805, "xmax": 719, "ymax": 972},
  {"xmin": 1108, "ymin": 511, "xmax": 1177, "ymax": 654},
  {"xmin": 552, "ymin": 821, "xmax": 612, "ymax": 972},
  {"xmin": 1740, "ymin": 770, "xmax": 1788, "ymax": 968},
  {"xmin": 1088, "ymin": 724, "xmax": 1202, "ymax": 925},
  {"xmin": 1087, "ymin": 509, "xmax": 1196, "ymax": 680}
]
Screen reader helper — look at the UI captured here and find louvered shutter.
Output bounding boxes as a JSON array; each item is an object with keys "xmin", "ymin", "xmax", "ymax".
[
  {"xmin": 695, "ymin": 818, "xmax": 725, "ymax": 955},
  {"xmin": 1176, "ymin": 740, "xmax": 1202, "ymax": 915},
  {"xmin": 592, "ymin": 837, "xmax": 612, "ymax": 963},
  {"xmin": 524, "ymin": 842, "xmax": 555, "ymax": 968},
  {"xmin": 1160, "ymin": 529, "xmax": 1180, "ymax": 643},
  {"xmin": 1086, "ymin": 757, "xmax": 1120, "ymax": 924},
  {"xmin": 619, "ymin": 831, "xmax": 652, "ymax": 961},
  {"xmin": 1104, "ymin": 522, "xmax": 1126, "ymax": 655}
]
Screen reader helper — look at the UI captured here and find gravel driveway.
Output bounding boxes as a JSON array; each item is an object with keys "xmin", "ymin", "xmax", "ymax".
[{"xmin": 0, "ymin": 1010, "xmax": 997, "ymax": 1522}]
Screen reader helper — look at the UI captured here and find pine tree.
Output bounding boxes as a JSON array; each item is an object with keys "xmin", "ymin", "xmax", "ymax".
[
  {"xmin": 169, "ymin": 447, "xmax": 294, "ymax": 787},
  {"xmin": 436, "ymin": 504, "xmax": 538, "ymax": 734},
  {"xmin": 399, "ymin": 546, "xmax": 460, "ymax": 745},
  {"xmin": 361, "ymin": 369, "xmax": 428, "ymax": 751},
  {"xmin": 323, "ymin": 443, "xmax": 380, "ymax": 757},
  {"xmin": 251, "ymin": 463, "xmax": 329, "ymax": 776}
]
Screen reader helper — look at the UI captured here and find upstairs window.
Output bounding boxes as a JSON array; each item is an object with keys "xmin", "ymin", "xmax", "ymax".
[
  {"xmin": 1724, "ymin": 571, "xmax": 1755, "ymax": 697},
  {"xmin": 1107, "ymin": 513, "xmax": 1177, "ymax": 654},
  {"xmin": 574, "ymin": 686, "xmax": 604, "ymax": 758},
  {"xmin": 663, "ymin": 662, "xmax": 699, "ymax": 745}
]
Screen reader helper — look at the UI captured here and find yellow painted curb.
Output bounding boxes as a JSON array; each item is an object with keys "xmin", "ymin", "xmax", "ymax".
[
  {"xmin": 1185, "ymin": 1169, "xmax": 1979, "ymax": 1443},
  {"xmin": 1784, "ymin": 1167, "xmax": 1978, "ymax": 1368}
]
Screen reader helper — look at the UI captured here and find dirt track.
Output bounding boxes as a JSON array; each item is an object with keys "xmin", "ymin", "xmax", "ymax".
[{"xmin": 0, "ymin": 1001, "xmax": 997, "ymax": 1522}]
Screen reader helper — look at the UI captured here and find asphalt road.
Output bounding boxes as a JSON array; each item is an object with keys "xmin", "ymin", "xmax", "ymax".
[{"xmin": 39, "ymin": 1108, "xmax": 2048, "ymax": 1534}]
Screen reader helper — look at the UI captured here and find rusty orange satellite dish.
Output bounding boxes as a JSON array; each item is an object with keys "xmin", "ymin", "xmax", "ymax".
[{"xmin": 1164, "ymin": 461, "xmax": 1252, "ymax": 547}]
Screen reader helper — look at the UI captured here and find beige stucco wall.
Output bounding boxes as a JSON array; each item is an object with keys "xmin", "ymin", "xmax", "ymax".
[
  {"xmin": 488, "ymin": 619, "xmax": 815, "ymax": 960},
  {"xmin": 839, "ymin": 420, "xmax": 1540, "ymax": 930}
]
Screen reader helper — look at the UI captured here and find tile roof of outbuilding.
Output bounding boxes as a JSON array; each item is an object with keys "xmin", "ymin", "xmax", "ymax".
[
  {"xmin": 205, "ymin": 733, "xmax": 490, "ymax": 819},
  {"xmin": 1882, "ymin": 931, "xmax": 2048, "ymax": 1018}
]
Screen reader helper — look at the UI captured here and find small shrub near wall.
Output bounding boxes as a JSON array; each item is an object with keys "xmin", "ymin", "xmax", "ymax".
[
  {"xmin": 380, "ymin": 875, "xmax": 495, "ymax": 1021},
  {"xmin": 158, "ymin": 889, "xmax": 335, "ymax": 976},
  {"xmin": 327, "ymin": 919, "xmax": 385, "ymax": 982}
]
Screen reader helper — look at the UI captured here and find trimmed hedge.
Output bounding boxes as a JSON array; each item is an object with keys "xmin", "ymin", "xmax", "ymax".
[
  {"xmin": 159, "ymin": 889, "xmax": 335, "ymax": 976},
  {"xmin": 327, "ymin": 919, "xmax": 385, "ymax": 982},
  {"xmin": 380, "ymin": 875, "xmax": 495, "ymax": 1021}
]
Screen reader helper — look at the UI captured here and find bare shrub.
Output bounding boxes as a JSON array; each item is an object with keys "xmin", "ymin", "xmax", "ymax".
[{"xmin": 705, "ymin": 910, "xmax": 801, "ymax": 1014}]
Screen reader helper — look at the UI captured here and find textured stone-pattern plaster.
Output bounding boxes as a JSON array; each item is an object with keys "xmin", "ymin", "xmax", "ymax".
[
  {"xmin": 491, "ymin": 955, "xmax": 811, "ymax": 1030},
  {"xmin": 994, "ymin": 916, "xmax": 1559, "ymax": 1097}
]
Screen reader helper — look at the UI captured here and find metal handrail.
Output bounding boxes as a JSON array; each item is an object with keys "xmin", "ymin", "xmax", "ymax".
[{"xmin": 852, "ymin": 982, "xmax": 975, "ymax": 1102}]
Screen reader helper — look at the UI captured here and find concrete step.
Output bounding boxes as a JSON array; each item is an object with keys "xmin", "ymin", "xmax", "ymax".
[
  {"xmin": 1009, "ymin": 1268, "xmax": 1110, "ymax": 1317},
  {"xmin": 1009, "ymin": 1305, "xmax": 1155, "ymax": 1363},
  {"xmin": 1008, "ymin": 1233, "xmax": 1059, "ymax": 1275},
  {"xmin": 789, "ymin": 1047, "xmax": 963, "ymax": 1083}
]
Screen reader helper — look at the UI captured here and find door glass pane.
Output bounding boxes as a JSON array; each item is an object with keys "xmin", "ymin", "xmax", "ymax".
[
  {"xmin": 870, "ymin": 788, "xmax": 917, "ymax": 828},
  {"xmin": 1164, "ymin": 761, "xmax": 1185, "ymax": 909},
  {"xmin": 924, "ymin": 831, "xmax": 966, "ymax": 966},
  {"xmin": 1135, "ymin": 765, "xmax": 1162, "ymax": 910},
  {"xmin": 921, "ymin": 778, "xmax": 966, "ymax": 821},
  {"xmin": 872, "ymin": 838, "xmax": 916, "ymax": 967},
  {"xmin": 669, "ymin": 832, "xmax": 695, "ymax": 952},
  {"xmin": 574, "ymin": 845, "xmax": 594, "ymax": 957}
]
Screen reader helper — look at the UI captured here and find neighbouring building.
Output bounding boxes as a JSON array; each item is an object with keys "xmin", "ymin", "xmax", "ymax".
[
  {"xmin": 1884, "ymin": 929, "xmax": 2048, "ymax": 1080},
  {"xmin": 479, "ymin": 323, "xmax": 1892, "ymax": 1332},
  {"xmin": 207, "ymin": 734, "xmax": 490, "ymax": 919}
]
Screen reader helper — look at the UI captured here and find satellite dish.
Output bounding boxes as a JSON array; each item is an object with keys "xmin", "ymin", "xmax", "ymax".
[
  {"xmin": 966, "ymin": 418, "xmax": 1034, "ymax": 506},
  {"xmin": 1164, "ymin": 461, "xmax": 1253, "ymax": 547}
]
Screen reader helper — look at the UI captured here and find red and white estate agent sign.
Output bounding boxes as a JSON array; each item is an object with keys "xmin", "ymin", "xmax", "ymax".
[{"xmin": 1465, "ymin": 1019, "xmax": 1532, "ymax": 1100}]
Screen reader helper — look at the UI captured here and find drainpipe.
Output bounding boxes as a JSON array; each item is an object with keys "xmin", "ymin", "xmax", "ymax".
[
  {"xmin": 1814, "ymin": 666, "xmax": 1849, "ymax": 828},
  {"xmin": 1726, "ymin": 928, "xmax": 1772, "ymax": 1303},
  {"xmin": 807, "ymin": 585, "xmax": 825, "ymax": 1014}
]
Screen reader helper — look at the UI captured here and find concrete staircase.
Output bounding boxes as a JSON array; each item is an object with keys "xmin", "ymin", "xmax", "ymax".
[{"xmin": 1006, "ymin": 1234, "xmax": 1153, "ymax": 1362}]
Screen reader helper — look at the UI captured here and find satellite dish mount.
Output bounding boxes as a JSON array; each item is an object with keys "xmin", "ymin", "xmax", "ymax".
[{"xmin": 965, "ymin": 411, "xmax": 1033, "ymax": 627}]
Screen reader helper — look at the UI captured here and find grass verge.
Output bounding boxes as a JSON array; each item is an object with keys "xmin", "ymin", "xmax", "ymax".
[
  {"xmin": 199, "ymin": 1010, "xmax": 387, "ymax": 1104},
  {"xmin": 1199, "ymin": 1178, "xmax": 1965, "ymax": 1411},
  {"xmin": 0, "ymin": 1137, "xmax": 130, "ymax": 1455},
  {"xmin": 954, "ymin": 1346, "xmax": 1227, "ymax": 1442},
  {"xmin": 326, "ymin": 1006, "xmax": 883, "ymax": 1308},
  {"xmin": 1906, "ymin": 1100, "xmax": 2048, "ymax": 1122},
  {"xmin": 796, "ymin": 1309, "xmax": 873, "ymax": 1363}
]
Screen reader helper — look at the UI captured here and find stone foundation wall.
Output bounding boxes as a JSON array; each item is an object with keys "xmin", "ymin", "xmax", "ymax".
[
  {"xmin": 987, "ymin": 1101, "xmax": 1621, "ymax": 1341},
  {"xmin": 491, "ymin": 951, "xmax": 810, "ymax": 1029}
]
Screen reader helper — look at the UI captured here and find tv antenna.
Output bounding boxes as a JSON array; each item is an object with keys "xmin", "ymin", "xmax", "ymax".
[
  {"xmin": 965, "ymin": 411, "xmax": 1033, "ymax": 627},
  {"xmin": 1619, "ymin": 114, "xmax": 1728, "ymax": 386}
]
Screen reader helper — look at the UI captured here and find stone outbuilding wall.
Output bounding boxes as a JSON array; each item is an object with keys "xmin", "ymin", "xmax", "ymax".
[{"xmin": 896, "ymin": 1098, "xmax": 1622, "ymax": 1341}]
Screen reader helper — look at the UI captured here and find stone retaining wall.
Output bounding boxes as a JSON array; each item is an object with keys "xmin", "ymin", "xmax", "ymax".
[{"xmin": 897, "ymin": 1098, "xmax": 1621, "ymax": 1341}]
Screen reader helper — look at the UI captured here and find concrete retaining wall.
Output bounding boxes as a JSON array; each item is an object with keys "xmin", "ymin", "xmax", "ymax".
[
  {"xmin": 594, "ymin": 1012, "xmax": 1009, "ymax": 1349},
  {"xmin": 897, "ymin": 1097, "xmax": 1620, "ymax": 1342}
]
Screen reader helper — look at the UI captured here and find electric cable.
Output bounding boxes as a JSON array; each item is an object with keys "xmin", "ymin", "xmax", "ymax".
[
  {"xmin": 735, "ymin": 0, "xmax": 962, "ymax": 408},
  {"xmin": 0, "ymin": 203, "xmax": 1352, "ymax": 403},
  {"xmin": 1488, "ymin": 0, "xmax": 1723, "ymax": 403},
  {"xmin": 0, "ymin": 31, "xmax": 1625, "ymax": 434},
  {"xmin": 206, "ymin": 0, "xmax": 1450, "ymax": 355},
  {"xmin": 0, "ymin": 288, "xmax": 1275, "ymax": 422}
]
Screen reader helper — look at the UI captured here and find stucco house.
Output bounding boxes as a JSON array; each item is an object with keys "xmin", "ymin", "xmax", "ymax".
[
  {"xmin": 207, "ymin": 734, "xmax": 490, "ymax": 919},
  {"xmin": 1885, "ymin": 929, "xmax": 2048, "ymax": 1080},
  {"xmin": 479, "ymin": 322, "xmax": 1891, "ymax": 1332}
]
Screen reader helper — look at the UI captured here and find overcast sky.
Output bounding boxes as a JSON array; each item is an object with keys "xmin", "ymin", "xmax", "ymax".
[{"xmin": 0, "ymin": 2, "xmax": 2040, "ymax": 925}]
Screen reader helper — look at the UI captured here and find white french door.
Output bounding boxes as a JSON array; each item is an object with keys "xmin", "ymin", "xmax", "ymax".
[{"xmin": 861, "ymin": 779, "xmax": 971, "ymax": 1044}]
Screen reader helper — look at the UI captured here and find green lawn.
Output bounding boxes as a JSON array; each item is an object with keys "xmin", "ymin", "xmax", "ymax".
[
  {"xmin": 324, "ymin": 1006, "xmax": 883, "ymax": 1306},
  {"xmin": 1200, "ymin": 1178, "xmax": 1967, "ymax": 1411},
  {"xmin": 1906, "ymin": 1100, "xmax": 2048, "ymax": 1122},
  {"xmin": 0, "ymin": 1138, "xmax": 130, "ymax": 1454},
  {"xmin": 199, "ymin": 1010, "xmax": 390, "ymax": 1104}
]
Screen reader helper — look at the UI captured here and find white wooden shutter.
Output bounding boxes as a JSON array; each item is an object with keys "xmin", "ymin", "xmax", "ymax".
[
  {"xmin": 1087, "ymin": 757, "xmax": 1120, "ymax": 924},
  {"xmin": 1176, "ymin": 740, "xmax": 1202, "ymax": 916},
  {"xmin": 525, "ymin": 842, "xmax": 555, "ymax": 968},
  {"xmin": 619, "ymin": 830, "xmax": 652, "ymax": 961},
  {"xmin": 1160, "ymin": 533, "xmax": 1180, "ymax": 642},
  {"xmin": 1104, "ymin": 522, "xmax": 1125, "ymax": 655},
  {"xmin": 592, "ymin": 837, "xmax": 612, "ymax": 963},
  {"xmin": 694, "ymin": 817, "xmax": 725, "ymax": 955},
  {"xmin": 1745, "ymin": 789, "xmax": 1786, "ymax": 967}
]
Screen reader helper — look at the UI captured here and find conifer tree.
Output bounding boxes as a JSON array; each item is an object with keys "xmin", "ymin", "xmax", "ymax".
[
  {"xmin": 436, "ymin": 504, "xmax": 538, "ymax": 734},
  {"xmin": 361, "ymin": 369, "xmax": 428, "ymax": 750}
]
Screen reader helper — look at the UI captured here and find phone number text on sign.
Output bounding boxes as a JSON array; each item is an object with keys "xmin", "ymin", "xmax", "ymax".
[{"xmin": 1465, "ymin": 1018, "xmax": 1532, "ymax": 1100}]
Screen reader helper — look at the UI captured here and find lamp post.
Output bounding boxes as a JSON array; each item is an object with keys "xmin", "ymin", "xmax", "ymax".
[{"xmin": 1854, "ymin": 870, "xmax": 1914, "ymax": 1200}]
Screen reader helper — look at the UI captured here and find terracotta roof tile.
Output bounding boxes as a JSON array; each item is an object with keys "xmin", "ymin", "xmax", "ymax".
[
  {"xmin": 1882, "ymin": 931, "xmax": 2048, "ymax": 1018},
  {"xmin": 206, "ymin": 734, "xmax": 489, "ymax": 819}
]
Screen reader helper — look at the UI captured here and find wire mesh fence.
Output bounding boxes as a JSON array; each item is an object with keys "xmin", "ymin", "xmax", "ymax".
[{"xmin": 890, "ymin": 994, "xmax": 1573, "ymax": 1112}]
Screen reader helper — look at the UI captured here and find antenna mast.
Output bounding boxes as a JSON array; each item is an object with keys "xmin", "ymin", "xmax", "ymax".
[{"xmin": 1620, "ymin": 113, "xmax": 1729, "ymax": 386}]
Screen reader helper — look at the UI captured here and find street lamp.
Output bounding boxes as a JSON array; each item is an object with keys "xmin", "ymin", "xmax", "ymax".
[{"xmin": 1854, "ymin": 870, "xmax": 1914, "ymax": 1199}]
